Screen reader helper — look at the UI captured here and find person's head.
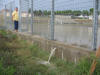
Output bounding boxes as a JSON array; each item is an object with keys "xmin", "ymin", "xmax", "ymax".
[{"xmin": 15, "ymin": 7, "xmax": 18, "ymax": 11}]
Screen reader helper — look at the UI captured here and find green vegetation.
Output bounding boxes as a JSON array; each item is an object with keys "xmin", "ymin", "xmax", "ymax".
[
  {"xmin": 90, "ymin": 8, "xmax": 94, "ymax": 15},
  {"xmin": 0, "ymin": 30, "xmax": 100, "ymax": 75},
  {"xmin": 28, "ymin": 8, "xmax": 94, "ymax": 16},
  {"xmin": 0, "ymin": 60, "xmax": 15, "ymax": 75}
]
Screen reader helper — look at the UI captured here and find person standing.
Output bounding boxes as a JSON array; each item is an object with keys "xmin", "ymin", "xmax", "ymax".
[{"xmin": 12, "ymin": 7, "xmax": 19, "ymax": 32}]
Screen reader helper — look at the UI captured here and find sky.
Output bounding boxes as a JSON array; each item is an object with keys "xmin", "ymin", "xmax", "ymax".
[
  {"xmin": 0, "ymin": 0, "xmax": 95, "ymax": 11},
  {"xmin": 32, "ymin": 0, "xmax": 94, "ymax": 10}
]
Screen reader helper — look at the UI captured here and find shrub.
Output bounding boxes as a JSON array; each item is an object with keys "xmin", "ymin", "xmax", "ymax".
[
  {"xmin": 0, "ymin": 60, "xmax": 16, "ymax": 75},
  {"xmin": 0, "ymin": 30, "xmax": 7, "ymax": 37}
]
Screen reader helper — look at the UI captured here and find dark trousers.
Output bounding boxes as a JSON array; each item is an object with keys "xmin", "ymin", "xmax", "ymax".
[{"xmin": 14, "ymin": 21, "xmax": 19, "ymax": 30}]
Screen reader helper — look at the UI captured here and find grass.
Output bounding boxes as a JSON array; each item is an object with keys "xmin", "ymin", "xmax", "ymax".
[{"xmin": 0, "ymin": 30, "xmax": 100, "ymax": 75}]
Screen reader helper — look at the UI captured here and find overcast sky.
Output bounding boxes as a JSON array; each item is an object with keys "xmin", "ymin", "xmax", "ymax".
[
  {"xmin": 0, "ymin": 0, "xmax": 95, "ymax": 11},
  {"xmin": 33, "ymin": 0, "xmax": 94, "ymax": 10}
]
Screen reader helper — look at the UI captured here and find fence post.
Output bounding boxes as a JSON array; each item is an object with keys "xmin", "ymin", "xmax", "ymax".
[
  {"xmin": 92, "ymin": 0, "xmax": 99, "ymax": 50},
  {"xmin": 31, "ymin": 0, "xmax": 33, "ymax": 34},
  {"xmin": 4, "ymin": 4, "xmax": 7, "ymax": 27},
  {"xmin": 50, "ymin": 0, "xmax": 55, "ymax": 40},
  {"xmin": 26, "ymin": 0, "xmax": 29, "ymax": 32},
  {"xmin": 10, "ymin": 2, "xmax": 13, "ymax": 30},
  {"xmin": 19, "ymin": 0, "xmax": 22, "ymax": 32}
]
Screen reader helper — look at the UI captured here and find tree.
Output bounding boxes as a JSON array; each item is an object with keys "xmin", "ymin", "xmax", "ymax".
[
  {"xmin": 90, "ymin": 8, "xmax": 94, "ymax": 15},
  {"xmin": 43, "ymin": 10, "xmax": 48, "ymax": 15},
  {"xmin": 43, "ymin": 10, "xmax": 51, "ymax": 15},
  {"xmin": 66, "ymin": 10, "xmax": 72, "ymax": 15},
  {"xmin": 82, "ymin": 10, "xmax": 89, "ymax": 16},
  {"xmin": 34, "ymin": 10, "xmax": 42, "ymax": 16},
  {"xmin": 28, "ymin": 8, "xmax": 31, "ymax": 13},
  {"xmin": 72, "ymin": 10, "xmax": 82, "ymax": 16},
  {"xmin": 38, "ymin": 10, "xmax": 42, "ymax": 16}
]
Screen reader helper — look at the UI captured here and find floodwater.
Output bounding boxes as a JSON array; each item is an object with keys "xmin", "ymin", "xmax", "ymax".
[
  {"xmin": 2, "ymin": 16, "xmax": 100, "ymax": 50},
  {"xmin": 55, "ymin": 24, "xmax": 94, "ymax": 49},
  {"xmin": 32, "ymin": 16, "xmax": 100, "ymax": 50},
  {"xmin": 33, "ymin": 23, "xmax": 100, "ymax": 49}
]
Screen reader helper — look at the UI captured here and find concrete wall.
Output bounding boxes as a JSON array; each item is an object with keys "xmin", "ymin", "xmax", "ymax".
[{"xmin": 17, "ymin": 32, "xmax": 95, "ymax": 63}]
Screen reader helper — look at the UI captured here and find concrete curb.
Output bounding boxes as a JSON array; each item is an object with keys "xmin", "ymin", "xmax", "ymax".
[{"xmin": 15, "ymin": 32, "xmax": 95, "ymax": 62}]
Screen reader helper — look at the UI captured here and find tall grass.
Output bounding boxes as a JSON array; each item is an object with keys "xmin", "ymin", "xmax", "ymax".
[{"xmin": 0, "ymin": 30, "xmax": 100, "ymax": 75}]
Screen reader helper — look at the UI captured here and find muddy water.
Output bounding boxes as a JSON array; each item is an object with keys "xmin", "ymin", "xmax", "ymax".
[
  {"xmin": 33, "ymin": 23, "xmax": 100, "ymax": 49},
  {"xmin": 31, "ymin": 16, "xmax": 100, "ymax": 49},
  {"xmin": 3, "ymin": 16, "xmax": 100, "ymax": 50},
  {"xmin": 55, "ymin": 24, "xmax": 93, "ymax": 49}
]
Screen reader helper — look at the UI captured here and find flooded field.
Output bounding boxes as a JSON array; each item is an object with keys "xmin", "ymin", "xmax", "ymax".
[
  {"xmin": 33, "ymin": 23, "xmax": 99, "ymax": 49},
  {"xmin": 1, "ymin": 16, "xmax": 100, "ymax": 49},
  {"xmin": 31, "ymin": 16, "xmax": 100, "ymax": 49}
]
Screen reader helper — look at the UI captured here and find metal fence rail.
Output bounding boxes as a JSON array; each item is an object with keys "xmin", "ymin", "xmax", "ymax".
[{"xmin": 0, "ymin": 0, "xmax": 100, "ymax": 50}]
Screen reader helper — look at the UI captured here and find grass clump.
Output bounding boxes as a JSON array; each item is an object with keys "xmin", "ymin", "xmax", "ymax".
[
  {"xmin": 0, "ymin": 60, "xmax": 16, "ymax": 75},
  {"xmin": 29, "ymin": 44, "xmax": 49, "ymax": 60},
  {"xmin": 73, "ymin": 57, "xmax": 92, "ymax": 75}
]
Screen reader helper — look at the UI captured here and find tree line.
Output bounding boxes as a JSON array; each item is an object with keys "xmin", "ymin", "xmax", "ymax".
[{"xmin": 28, "ymin": 8, "xmax": 94, "ymax": 16}]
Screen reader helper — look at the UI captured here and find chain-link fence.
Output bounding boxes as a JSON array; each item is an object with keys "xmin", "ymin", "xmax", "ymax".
[
  {"xmin": 0, "ymin": 10, "xmax": 4, "ymax": 27},
  {"xmin": 0, "ymin": 0, "xmax": 100, "ymax": 50},
  {"xmin": 55, "ymin": 0, "xmax": 94, "ymax": 49},
  {"xmin": 19, "ymin": 0, "xmax": 51, "ymax": 39},
  {"xmin": 5, "ymin": 1, "xmax": 15, "ymax": 30},
  {"xmin": 32, "ymin": 0, "xmax": 51, "ymax": 39},
  {"xmin": 97, "ymin": 0, "xmax": 100, "ymax": 50},
  {"xmin": 19, "ymin": 0, "xmax": 30, "ymax": 33},
  {"xmin": 0, "ymin": 0, "xmax": 4, "ymax": 27}
]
